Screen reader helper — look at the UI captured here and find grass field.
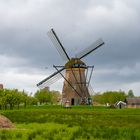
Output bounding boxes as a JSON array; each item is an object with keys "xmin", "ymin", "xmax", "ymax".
[{"xmin": 0, "ymin": 105, "xmax": 140, "ymax": 140}]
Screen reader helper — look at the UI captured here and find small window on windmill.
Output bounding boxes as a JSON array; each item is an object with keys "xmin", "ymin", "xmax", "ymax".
[{"xmin": 75, "ymin": 64, "xmax": 79, "ymax": 67}]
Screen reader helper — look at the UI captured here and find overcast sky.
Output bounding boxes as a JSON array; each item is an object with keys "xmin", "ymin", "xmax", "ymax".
[{"xmin": 0, "ymin": 0, "xmax": 140, "ymax": 95}]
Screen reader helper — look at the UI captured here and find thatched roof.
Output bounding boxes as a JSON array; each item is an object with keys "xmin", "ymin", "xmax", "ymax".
[{"xmin": 65, "ymin": 58, "xmax": 86, "ymax": 69}]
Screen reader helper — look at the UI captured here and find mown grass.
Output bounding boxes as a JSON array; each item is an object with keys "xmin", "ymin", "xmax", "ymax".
[{"xmin": 0, "ymin": 105, "xmax": 140, "ymax": 140}]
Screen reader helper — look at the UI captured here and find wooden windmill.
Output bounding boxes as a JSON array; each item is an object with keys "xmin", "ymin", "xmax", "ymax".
[{"xmin": 37, "ymin": 29, "xmax": 104, "ymax": 105}]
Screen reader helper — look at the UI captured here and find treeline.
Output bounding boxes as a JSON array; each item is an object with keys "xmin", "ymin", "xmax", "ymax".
[
  {"xmin": 92, "ymin": 90, "xmax": 135, "ymax": 105},
  {"xmin": 0, "ymin": 88, "xmax": 136, "ymax": 109},
  {"xmin": 0, "ymin": 88, "xmax": 61, "ymax": 110}
]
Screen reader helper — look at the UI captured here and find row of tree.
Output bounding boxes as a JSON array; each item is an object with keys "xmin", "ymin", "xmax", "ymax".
[
  {"xmin": 0, "ymin": 87, "xmax": 135, "ymax": 109},
  {"xmin": 92, "ymin": 90, "xmax": 135, "ymax": 105},
  {"xmin": 0, "ymin": 88, "xmax": 61, "ymax": 110}
]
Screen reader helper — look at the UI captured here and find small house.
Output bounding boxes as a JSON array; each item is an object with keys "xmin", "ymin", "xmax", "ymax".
[
  {"xmin": 115, "ymin": 101, "xmax": 126, "ymax": 109},
  {"xmin": 125, "ymin": 98, "xmax": 140, "ymax": 108}
]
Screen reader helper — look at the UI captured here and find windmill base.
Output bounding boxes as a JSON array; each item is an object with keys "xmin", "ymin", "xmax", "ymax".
[{"xmin": 62, "ymin": 97, "xmax": 92, "ymax": 106}]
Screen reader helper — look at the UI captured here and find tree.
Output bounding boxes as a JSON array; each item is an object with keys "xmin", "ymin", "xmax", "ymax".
[
  {"xmin": 50, "ymin": 90, "xmax": 61, "ymax": 105},
  {"xmin": 127, "ymin": 90, "xmax": 134, "ymax": 97},
  {"xmin": 102, "ymin": 91, "xmax": 126, "ymax": 104},
  {"xmin": 3, "ymin": 89, "xmax": 23, "ymax": 110},
  {"xmin": 26, "ymin": 96, "xmax": 38, "ymax": 105},
  {"xmin": 93, "ymin": 91, "xmax": 127, "ymax": 105},
  {"xmin": 0, "ymin": 89, "xmax": 4, "ymax": 109},
  {"xmin": 34, "ymin": 89, "xmax": 61, "ymax": 105},
  {"xmin": 34, "ymin": 89, "xmax": 50, "ymax": 105},
  {"xmin": 92, "ymin": 93, "xmax": 104, "ymax": 104},
  {"xmin": 0, "ymin": 88, "xmax": 40, "ymax": 110}
]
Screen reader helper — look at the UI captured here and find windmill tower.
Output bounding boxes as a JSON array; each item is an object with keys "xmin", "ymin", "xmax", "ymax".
[
  {"xmin": 62, "ymin": 58, "xmax": 90, "ymax": 105},
  {"xmin": 37, "ymin": 29, "xmax": 104, "ymax": 105}
]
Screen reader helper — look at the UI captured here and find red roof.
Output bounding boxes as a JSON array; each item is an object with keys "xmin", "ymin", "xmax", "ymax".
[{"xmin": 126, "ymin": 98, "xmax": 140, "ymax": 103}]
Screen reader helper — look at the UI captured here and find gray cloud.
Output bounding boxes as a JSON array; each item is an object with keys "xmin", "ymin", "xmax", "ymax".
[{"xmin": 0, "ymin": 0, "xmax": 140, "ymax": 95}]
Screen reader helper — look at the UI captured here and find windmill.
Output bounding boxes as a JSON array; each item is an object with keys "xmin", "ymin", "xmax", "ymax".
[{"xmin": 37, "ymin": 29, "xmax": 104, "ymax": 105}]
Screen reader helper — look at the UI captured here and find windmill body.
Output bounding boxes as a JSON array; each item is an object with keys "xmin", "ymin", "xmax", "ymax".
[
  {"xmin": 37, "ymin": 29, "xmax": 105, "ymax": 106},
  {"xmin": 62, "ymin": 58, "xmax": 90, "ymax": 105}
]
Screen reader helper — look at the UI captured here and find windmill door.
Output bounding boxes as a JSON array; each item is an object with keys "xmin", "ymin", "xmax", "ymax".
[{"xmin": 71, "ymin": 98, "xmax": 74, "ymax": 105}]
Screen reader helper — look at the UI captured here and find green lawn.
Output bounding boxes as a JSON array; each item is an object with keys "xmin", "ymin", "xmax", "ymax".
[{"xmin": 0, "ymin": 105, "xmax": 140, "ymax": 140}]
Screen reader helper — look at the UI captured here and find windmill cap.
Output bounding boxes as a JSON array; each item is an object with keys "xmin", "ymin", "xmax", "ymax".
[{"xmin": 65, "ymin": 58, "xmax": 86, "ymax": 68}]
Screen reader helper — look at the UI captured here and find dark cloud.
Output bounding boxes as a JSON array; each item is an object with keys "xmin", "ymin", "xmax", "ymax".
[{"xmin": 0, "ymin": 0, "xmax": 140, "ymax": 95}]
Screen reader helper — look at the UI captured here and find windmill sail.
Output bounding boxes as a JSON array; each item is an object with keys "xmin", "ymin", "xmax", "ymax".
[
  {"xmin": 48, "ymin": 29, "xmax": 70, "ymax": 61},
  {"xmin": 88, "ymin": 84, "xmax": 95, "ymax": 96},
  {"xmin": 37, "ymin": 68, "xmax": 65, "ymax": 89},
  {"xmin": 76, "ymin": 38, "xmax": 104, "ymax": 59}
]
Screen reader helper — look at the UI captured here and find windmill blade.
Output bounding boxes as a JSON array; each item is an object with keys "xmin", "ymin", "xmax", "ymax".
[
  {"xmin": 88, "ymin": 84, "xmax": 95, "ymax": 96},
  {"xmin": 76, "ymin": 38, "xmax": 104, "ymax": 59},
  {"xmin": 48, "ymin": 28, "xmax": 70, "ymax": 61},
  {"xmin": 87, "ymin": 66, "xmax": 94, "ymax": 88},
  {"xmin": 37, "ymin": 68, "xmax": 65, "ymax": 89},
  {"xmin": 85, "ymin": 66, "xmax": 94, "ymax": 95}
]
